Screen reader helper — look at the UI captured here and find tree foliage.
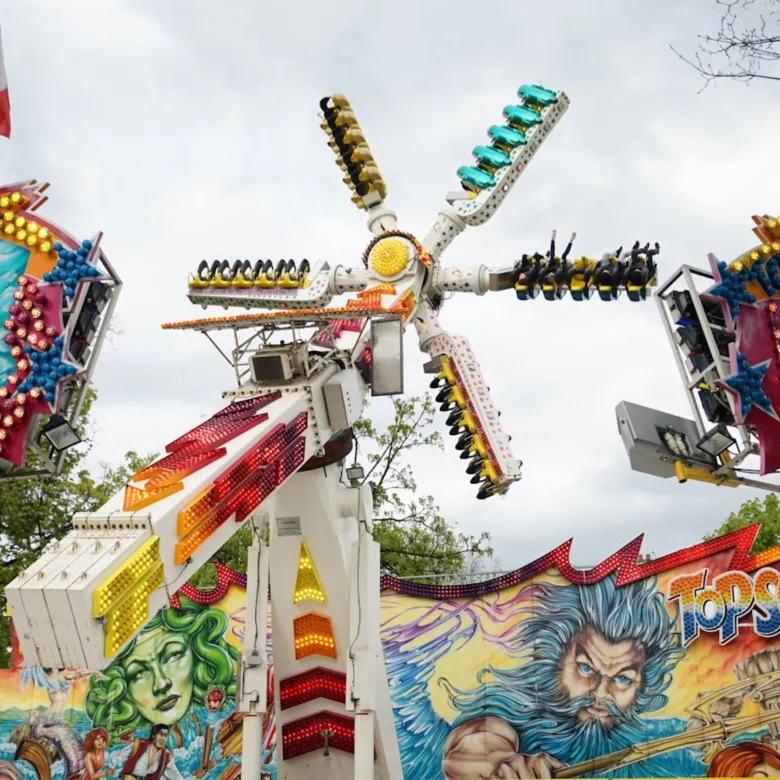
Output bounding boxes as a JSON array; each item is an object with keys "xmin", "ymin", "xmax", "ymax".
[
  {"xmin": 0, "ymin": 390, "xmax": 156, "ymax": 667},
  {"xmin": 187, "ymin": 525, "xmax": 255, "ymax": 588},
  {"xmin": 354, "ymin": 394, "xmax": 494, "ymax": 578},
  {"xmin": 705, "ymin": 492, "xmax": 780, "ymax": 553},
  {"xmin": 674, "ymin": 0, "xmax": 780, "ymax": 86}
]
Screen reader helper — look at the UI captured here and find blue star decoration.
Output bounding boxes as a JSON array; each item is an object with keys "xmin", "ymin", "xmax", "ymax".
[
  {"xmin": 42, "ymin": 239, "xmax": 102, "ymax": 299},
  {"xmin": 707, "ymin": 260, "xmax": 756, "ymax": 319},
  {"xmin": 17, "ymin": 337, "xmax": 77, "ymax": 405},
  {"xmin": 721, "ymin": 352, "xmax": 777, "ymax": 420}
]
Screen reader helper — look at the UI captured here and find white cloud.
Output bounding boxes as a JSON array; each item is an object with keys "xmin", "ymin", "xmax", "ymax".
[{"xmin": 2, "ymin": 0, "xmax": 777, "ymax": 569}]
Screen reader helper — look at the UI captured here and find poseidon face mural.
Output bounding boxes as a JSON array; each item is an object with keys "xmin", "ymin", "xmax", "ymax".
[
  {"xmin": 437, "ymin": 576, "xmax": 687, "ymax": 777},
  {"xmin": 1, "ymin": 527, "xmax": 780, "ymax": 779}
]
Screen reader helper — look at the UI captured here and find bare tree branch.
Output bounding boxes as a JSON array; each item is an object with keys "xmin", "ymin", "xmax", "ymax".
[{"xmin": 674, "ymin": 0, "xmax": 780, "ymax": 87}]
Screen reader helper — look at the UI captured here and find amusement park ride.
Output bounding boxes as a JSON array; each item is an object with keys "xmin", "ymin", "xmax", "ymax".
[{"xmin": 2, "ymin": 80, "xmax": 778, "ymax": 780}]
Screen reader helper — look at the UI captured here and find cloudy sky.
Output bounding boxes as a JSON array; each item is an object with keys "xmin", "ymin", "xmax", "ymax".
[{"xmin": 2, "ymin": 0, "xmax": 778, "ymax": 571}]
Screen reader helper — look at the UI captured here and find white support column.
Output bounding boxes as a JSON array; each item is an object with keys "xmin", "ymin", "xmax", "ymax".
[
  {"xmin": 346, "ymin": 483, "xmax": 403, "ymax": 780},
  {"xmin": 240, "ymin": 513, "xmax": 271, "ymax": 780},
  {"xmin": 271, "ymin": 467, "xmax": 403, "ymax": 780}
]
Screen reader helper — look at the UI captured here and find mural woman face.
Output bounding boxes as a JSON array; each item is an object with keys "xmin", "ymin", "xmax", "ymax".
[{"xmin": 121, "ymin": 627, "xmax": 195, "ymax": 725}]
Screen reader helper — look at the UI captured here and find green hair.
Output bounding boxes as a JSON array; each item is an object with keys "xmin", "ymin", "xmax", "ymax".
[{"xmin": 85, "ymin": 601, "xmax": 239, "ymax": 744}]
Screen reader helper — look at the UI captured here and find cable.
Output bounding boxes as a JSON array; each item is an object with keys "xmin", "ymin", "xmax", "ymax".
[
  {"xmin": 161, "ymin": 559, "xmax": 192, "ymax": 604},
  {"xmin": 347, "ymin": 484, "xmax": 363, "ymax": 704},
  {"xmin": 250, "ymin": 522, "xmax": 264, "ymax": 655}
]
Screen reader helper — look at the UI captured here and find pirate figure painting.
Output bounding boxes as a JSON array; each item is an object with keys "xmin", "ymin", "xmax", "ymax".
[{"xmin": 118, "ymin": 724, "xmax": 183, "ymax": 780}]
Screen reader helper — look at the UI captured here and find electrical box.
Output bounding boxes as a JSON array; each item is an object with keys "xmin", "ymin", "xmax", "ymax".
[
  {"xmin": 324, "ymin": 370, "xmax": 363, "ymax": 430},
  {"xmin": 615, "ymin": 400, "xmax": 716, "ymax": 479},
  {"xmin": 250, "ymin": 352, "xmax": 293, "ymax": 383},
  {"xmin": 249, "ymin": 344, "xmax": 308, "ymax": 384}
]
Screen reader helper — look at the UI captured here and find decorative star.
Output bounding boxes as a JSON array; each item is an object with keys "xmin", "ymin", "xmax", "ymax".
[
  {"xmin": 720, "ymin": 353, "xmax": 776, "ymax": 420},
  {"xmin": 704, "ymin": 253, "xmax": 757, "ymax": 328},
  {"xmin": 725, "ymin": 302, "xmax": 780, "ymax": 473}
]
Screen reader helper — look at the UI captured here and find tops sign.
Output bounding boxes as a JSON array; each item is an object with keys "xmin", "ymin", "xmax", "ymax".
[{"xmin": 668, "ymin": 568, "xmax": 780, "ymax": 646}]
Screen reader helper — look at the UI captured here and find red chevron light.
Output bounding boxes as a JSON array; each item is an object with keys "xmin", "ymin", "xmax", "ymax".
[
  {"xmin": 124, "ymin": 395, "xmax": 280, "ymax": 513},
  {"xmin": 282, "ymin": 711, "xmax": 356, "ymax": 760},
  {"xmin": 279, "ymin": 668, "xmax": 347, "ymax": 710}
]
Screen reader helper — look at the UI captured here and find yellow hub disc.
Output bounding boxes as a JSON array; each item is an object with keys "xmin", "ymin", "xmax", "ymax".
[{"xmin": 369, "ymin": 237, "xmax": 410, "ymax": 278}]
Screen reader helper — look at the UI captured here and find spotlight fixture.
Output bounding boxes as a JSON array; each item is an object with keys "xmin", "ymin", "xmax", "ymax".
[
  {"xmin": 346, "ymin": 464, "xmax": 365, "ymax": 486},
  {"xmin": 40, "ymin": 414, "xmax": 81, "ymax": 453},
  {"xmin": 696, "ymin": 423, "xmax": 736, "ymax": 459}
]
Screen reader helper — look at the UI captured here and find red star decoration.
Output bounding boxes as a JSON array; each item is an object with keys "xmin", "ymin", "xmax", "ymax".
[{"xmin": 727, "ymin": 301, "xmax": 780, "ymax": 474}]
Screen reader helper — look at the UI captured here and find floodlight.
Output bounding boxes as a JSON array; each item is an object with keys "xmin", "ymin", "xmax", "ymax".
[
  {"xmin": 40, "ymin": 414, "xmax": 81, "ymax": 453},
  {"xmin": 370, "ymin": 316, "xmax": 403, "ymax": 396},
  {"xmin": 346, "ymin": 464, "xmax": 364, "ymax": 486},
  {"xmin": 696, "ymin": 423, "xmax": 736, "ymax": 458}
]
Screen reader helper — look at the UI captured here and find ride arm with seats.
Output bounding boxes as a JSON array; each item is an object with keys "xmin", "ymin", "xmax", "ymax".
[
  {"xmin": 427, "ymin": 235, "xmax": 660, "ymax": 303},
  {"xmin": 6, "ymin": 366, "xmax": 342, "ymax": 671},
  {"xmin": 414, "ymin": 300, "xmax": 521, "ymax": 500}
]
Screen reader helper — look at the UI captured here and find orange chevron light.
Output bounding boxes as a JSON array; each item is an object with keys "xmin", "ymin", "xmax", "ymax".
[
  {"xmin": 390, "ymin": 289, "xmax": 416, "ymax": 322},
  {"xmin": 293, "ymin": 612, "xmax": 337, "ymax": 660},
  {"xmin": 161, "ymin": 306, "xmax": 396, "ymax": 331},
  {"xmin": 174, "ymin": 418, "xmax": 308, "ymax": 564},
  {"xmin": 351, "ymin": 283, "xmax": 397, "ymax": 309},
  {"xmin": 178, "ymin": 424, "xmax": 287, "ymax": 535},
  {"xmin": 294, "ymin": 542, "xmax": 326, "ymax": 604},
  {"xmin": 123, "ymin": 483, "xmax": 184, "ymax": 512}
]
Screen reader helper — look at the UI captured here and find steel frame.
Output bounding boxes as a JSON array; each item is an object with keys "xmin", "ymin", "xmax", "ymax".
[{"xmin": 655, "ymin": 264, "xmax": 780, "ymax": 492}]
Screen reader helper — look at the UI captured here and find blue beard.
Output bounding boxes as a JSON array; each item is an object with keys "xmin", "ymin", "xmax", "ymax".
[
  {"xmin": 512, "ymin": 695, "xmax": 643, "ymax": 768},
  {"xmin": 472, "ymin": 692, "xmax": 696, "ymax": 778}
]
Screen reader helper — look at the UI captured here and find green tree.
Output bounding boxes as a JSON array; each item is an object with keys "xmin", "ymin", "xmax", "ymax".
[
  {"xmin": 705, "ymin": 493, "xmax": 780, "ymax": 553},
  {"xmin": 188, "ymin": 525, "xmax": 255, "ymax": 588},
  {"xmin": 0, "ymin": 390, "xmax": 156, "ymax": 668},
  {"xmin": 354, "ymin": 394, "xmax": 494, "ymax": 579}
]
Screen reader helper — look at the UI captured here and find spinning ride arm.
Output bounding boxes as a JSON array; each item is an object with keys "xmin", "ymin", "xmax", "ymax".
[
  {"xmin": 7, "ymin": 81, "xmax": 663, "ymax": 687},
  {"xmin": 427, "ymin": 235, "xmax": 660, "ymax": 303},
  {"xmin": 421, "ymin": 85, "xmax": 570, "ymax": 262},
  {"xmin": 416, "ymin": 300, "xmax": 522, "ymax": 499},
  {"xmin": 6, "ymin": 370, "xmax": 339, "ymax": 670}
]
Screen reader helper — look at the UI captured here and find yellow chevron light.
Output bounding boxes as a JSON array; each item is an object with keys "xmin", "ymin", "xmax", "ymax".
[
  {"xmin": 294, "ymin": 541, "xmax": 326, "ymax": 604},
  {"xmin": 92, "ymin": 536, "xmax": 161, "ymax": 618},
  {"xmin": 104, "ymin": 562, "xmax": 164, "ymax": 657}
]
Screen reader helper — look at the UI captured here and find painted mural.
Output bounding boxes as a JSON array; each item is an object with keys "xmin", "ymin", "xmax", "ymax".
[
  {"xmin": 0, "ymin": 238, "xmax": 31, "ymax": 381},
  {"xmin": 3, "ymin": 525, "xmax": 780, "ymax": 778}
]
